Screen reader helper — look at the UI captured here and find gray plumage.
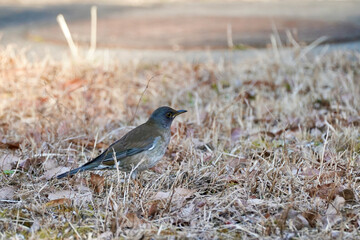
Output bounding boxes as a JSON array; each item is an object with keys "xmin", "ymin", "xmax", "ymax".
[{"xmin": 57, "ymin": 106, "xmax": 186, "ymax": 179}]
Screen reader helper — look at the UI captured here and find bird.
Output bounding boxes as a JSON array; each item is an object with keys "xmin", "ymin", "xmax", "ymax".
[{"xmin": 56, "ymin": 106, "xmax": 187, "ymax": 179}]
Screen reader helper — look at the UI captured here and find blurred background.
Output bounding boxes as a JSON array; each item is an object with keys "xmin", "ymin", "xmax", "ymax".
[
  {"xmin": 0, "ymin": 0, "xmax": 360, "ymax": 61},
  {"xmin": 1, "ymin": 2, "xmax": 360, "ymax": 238}
]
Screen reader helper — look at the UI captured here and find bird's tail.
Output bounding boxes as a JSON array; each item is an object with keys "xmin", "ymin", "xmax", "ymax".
[{"xmin": 56, "ymin": 151, "xmax": 107, "ymax": 179}]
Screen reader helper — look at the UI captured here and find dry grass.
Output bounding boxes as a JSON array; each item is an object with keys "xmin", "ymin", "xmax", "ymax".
[{"xmin": 0, "ymin": 43, "xmax": 359, "ymax": 239}]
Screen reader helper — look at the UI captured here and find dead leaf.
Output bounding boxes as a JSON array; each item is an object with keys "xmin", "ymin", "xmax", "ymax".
[
  {"xmin": 45, "ymin": 198, "xmax": 71, "ymax": 208},
  {"xmin": 313, "ymin": 98, "xmax": 330, "ymax": 110},
  {"xmin": 62, "ymin": 78, "xmax": 87, "ymax": 92},
  {"xmin": 179, "ymin": 203, "xmax": 195, "ymax": 219},
  {"xmin": 110, "ymin": 217, "xmax": 117, "ymax": 234},
  {"xmin": 320, "ymin": 171, "xmax": 345, "ymax": 183},
  {"xmin": 48, "ymin": 190, "xmax": 72, "ymax": 200},
  {"xmin": 338, "ymin": 189, "xmax": 355, "ymax": 203},
  {"xmin": 346, "ymin": 212, "xmax": 359, "ymax": 229},
  {"xmin": 323, "ymin": 195, "xmax": 345, "ymax": 228},
  {"xmin": 301, "ymin": 167, "xmax": 344, "ymax": 183},
  {"xmin": 227, "ymin": 157, "xmax": 249, "ymax": 170},
  {"xmin": 76, "ymin": 183, "xmax": 92, "ymax": 192},
  {"xmin": 90, "ymin": 173, "xmax": 105, "ymax": 194},
  {"xmin": 0, "ymin": 153, "xmax": 20, "ymax": 170},
  {"xmin": 48, "ymin": 189, "xmax": 92, "ymax": 205},
  {"xmin": 257, "ymin": 131, "xmax": 276, "ymax": 138},
  {"xmin": 43, "ymin": 158, "xmax": 58, "ymax": 170},
  {"xmin": 302, "ymin": 210, "xmax": 320, "ymax": 228},
  {"xmin": 0, "ymin": 186, "xmax": 16, "ymax": 200},
  {"xmin": 152, "ymin": 187, "xmax": 196, "ymax": 201},
  {"xmin": 202, "ymin": 152, "xmax": 213, "ymax": 162},
  {"xmin": 307, "ymin": 183, "xmax": 340, "ymax": 200},
  {"xmin": 148, "ymin": 201, "xmax": 159, "ymax": 218},
  {"xmin": 119, "ymin": 212, "xmax": 143, "ymax": 228},
  {"xmin": 153, "ymin": 191, "xmax": 171, "ymax": 200},
  {"xmin": 19, "ymin": 157, "xmax": 45, "ymax": 171},
  {"xmin": 301, "ymin": 167, "xmax": 320, "ymax": 177},
  {"xmin": 41, "ymin": 166, "xmax": 70, "ymax": 180},
  {"xmin": 0, "ymin": 140, "xmax": 20, "ymax": 149},
  {"xmin": 196, "ymin": 201, "xmax": 206, "ymax": 208},
  {"xmin": 293, "ymin": 214, "xmax": 310, "ymax": 230},
  {"xmin": 231, "ymin": 128, "xmax": 242, "ymax": 142}
]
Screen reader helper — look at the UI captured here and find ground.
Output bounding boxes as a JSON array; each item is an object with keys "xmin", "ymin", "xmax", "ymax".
[
  {"xmin": 0, "ymin": 1, "xmax": 360, "ymax": 239},
  {"xmin": 0, "ymin": 42, "xmax": 359, "ymax": 239}
]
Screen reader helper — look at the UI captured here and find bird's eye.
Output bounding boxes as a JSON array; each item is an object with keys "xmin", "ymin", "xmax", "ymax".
[{"xmin": 166, "ymin": 112, "xmax": 173, "ymax": 118}]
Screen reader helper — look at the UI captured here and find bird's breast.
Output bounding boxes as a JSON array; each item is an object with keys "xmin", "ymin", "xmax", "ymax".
[
  {"xmin": 116, "ymin": 131, "xmax": 171, "ymax": 173},
  {"xmin": 139, "ymin": 132, "xmax": 171, "ymax": 170}
]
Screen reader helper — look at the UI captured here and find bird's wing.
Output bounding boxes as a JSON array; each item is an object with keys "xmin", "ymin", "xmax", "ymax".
[
  {"xmin": 79, "ymin": 123, "xmax": 162, "ymax": 169},
  {"xmin": 100, "ymin": 136, "xmax": 160, "ymax": 165},
  {"xmin": 85, "ymin": 124, "xmax": 161, "ymax": 166},
  {"xmin": 57, "ymin": 135, "xmax": 160, "ymax": 178},
  {"xmin": 57, "ymin": 123, "xmax": 164, "ymax": 178}
]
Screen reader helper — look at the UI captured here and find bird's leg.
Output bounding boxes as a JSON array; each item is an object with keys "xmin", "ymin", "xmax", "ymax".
[
  {"xmin": 130, "ymin": 170, "xmax": 143, "ymax": 194},
  {"xmin": 133, "ymin": 173, "xmax": 141, "ymax": 190}
]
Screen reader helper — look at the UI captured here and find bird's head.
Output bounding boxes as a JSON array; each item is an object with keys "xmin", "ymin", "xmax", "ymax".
[{"xmin": 148, "ymin": 106, "xmax": 187, "ymax": 128}]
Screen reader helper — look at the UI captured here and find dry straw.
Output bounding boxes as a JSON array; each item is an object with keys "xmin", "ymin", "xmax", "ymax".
[{"xmin": 0, "ymin": 10, "xmax": 359, "ymax": 239}]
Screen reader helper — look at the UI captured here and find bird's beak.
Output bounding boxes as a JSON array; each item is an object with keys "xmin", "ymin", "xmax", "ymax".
[{"xmin": 174, "ymin": 109, "xmax": 187, "ymax": 117}]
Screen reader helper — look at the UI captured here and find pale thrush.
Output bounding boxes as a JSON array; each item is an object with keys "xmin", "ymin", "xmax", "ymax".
[{"xmin": 57, "ymin": 106, "xmax": 186, "ymax": 179}]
